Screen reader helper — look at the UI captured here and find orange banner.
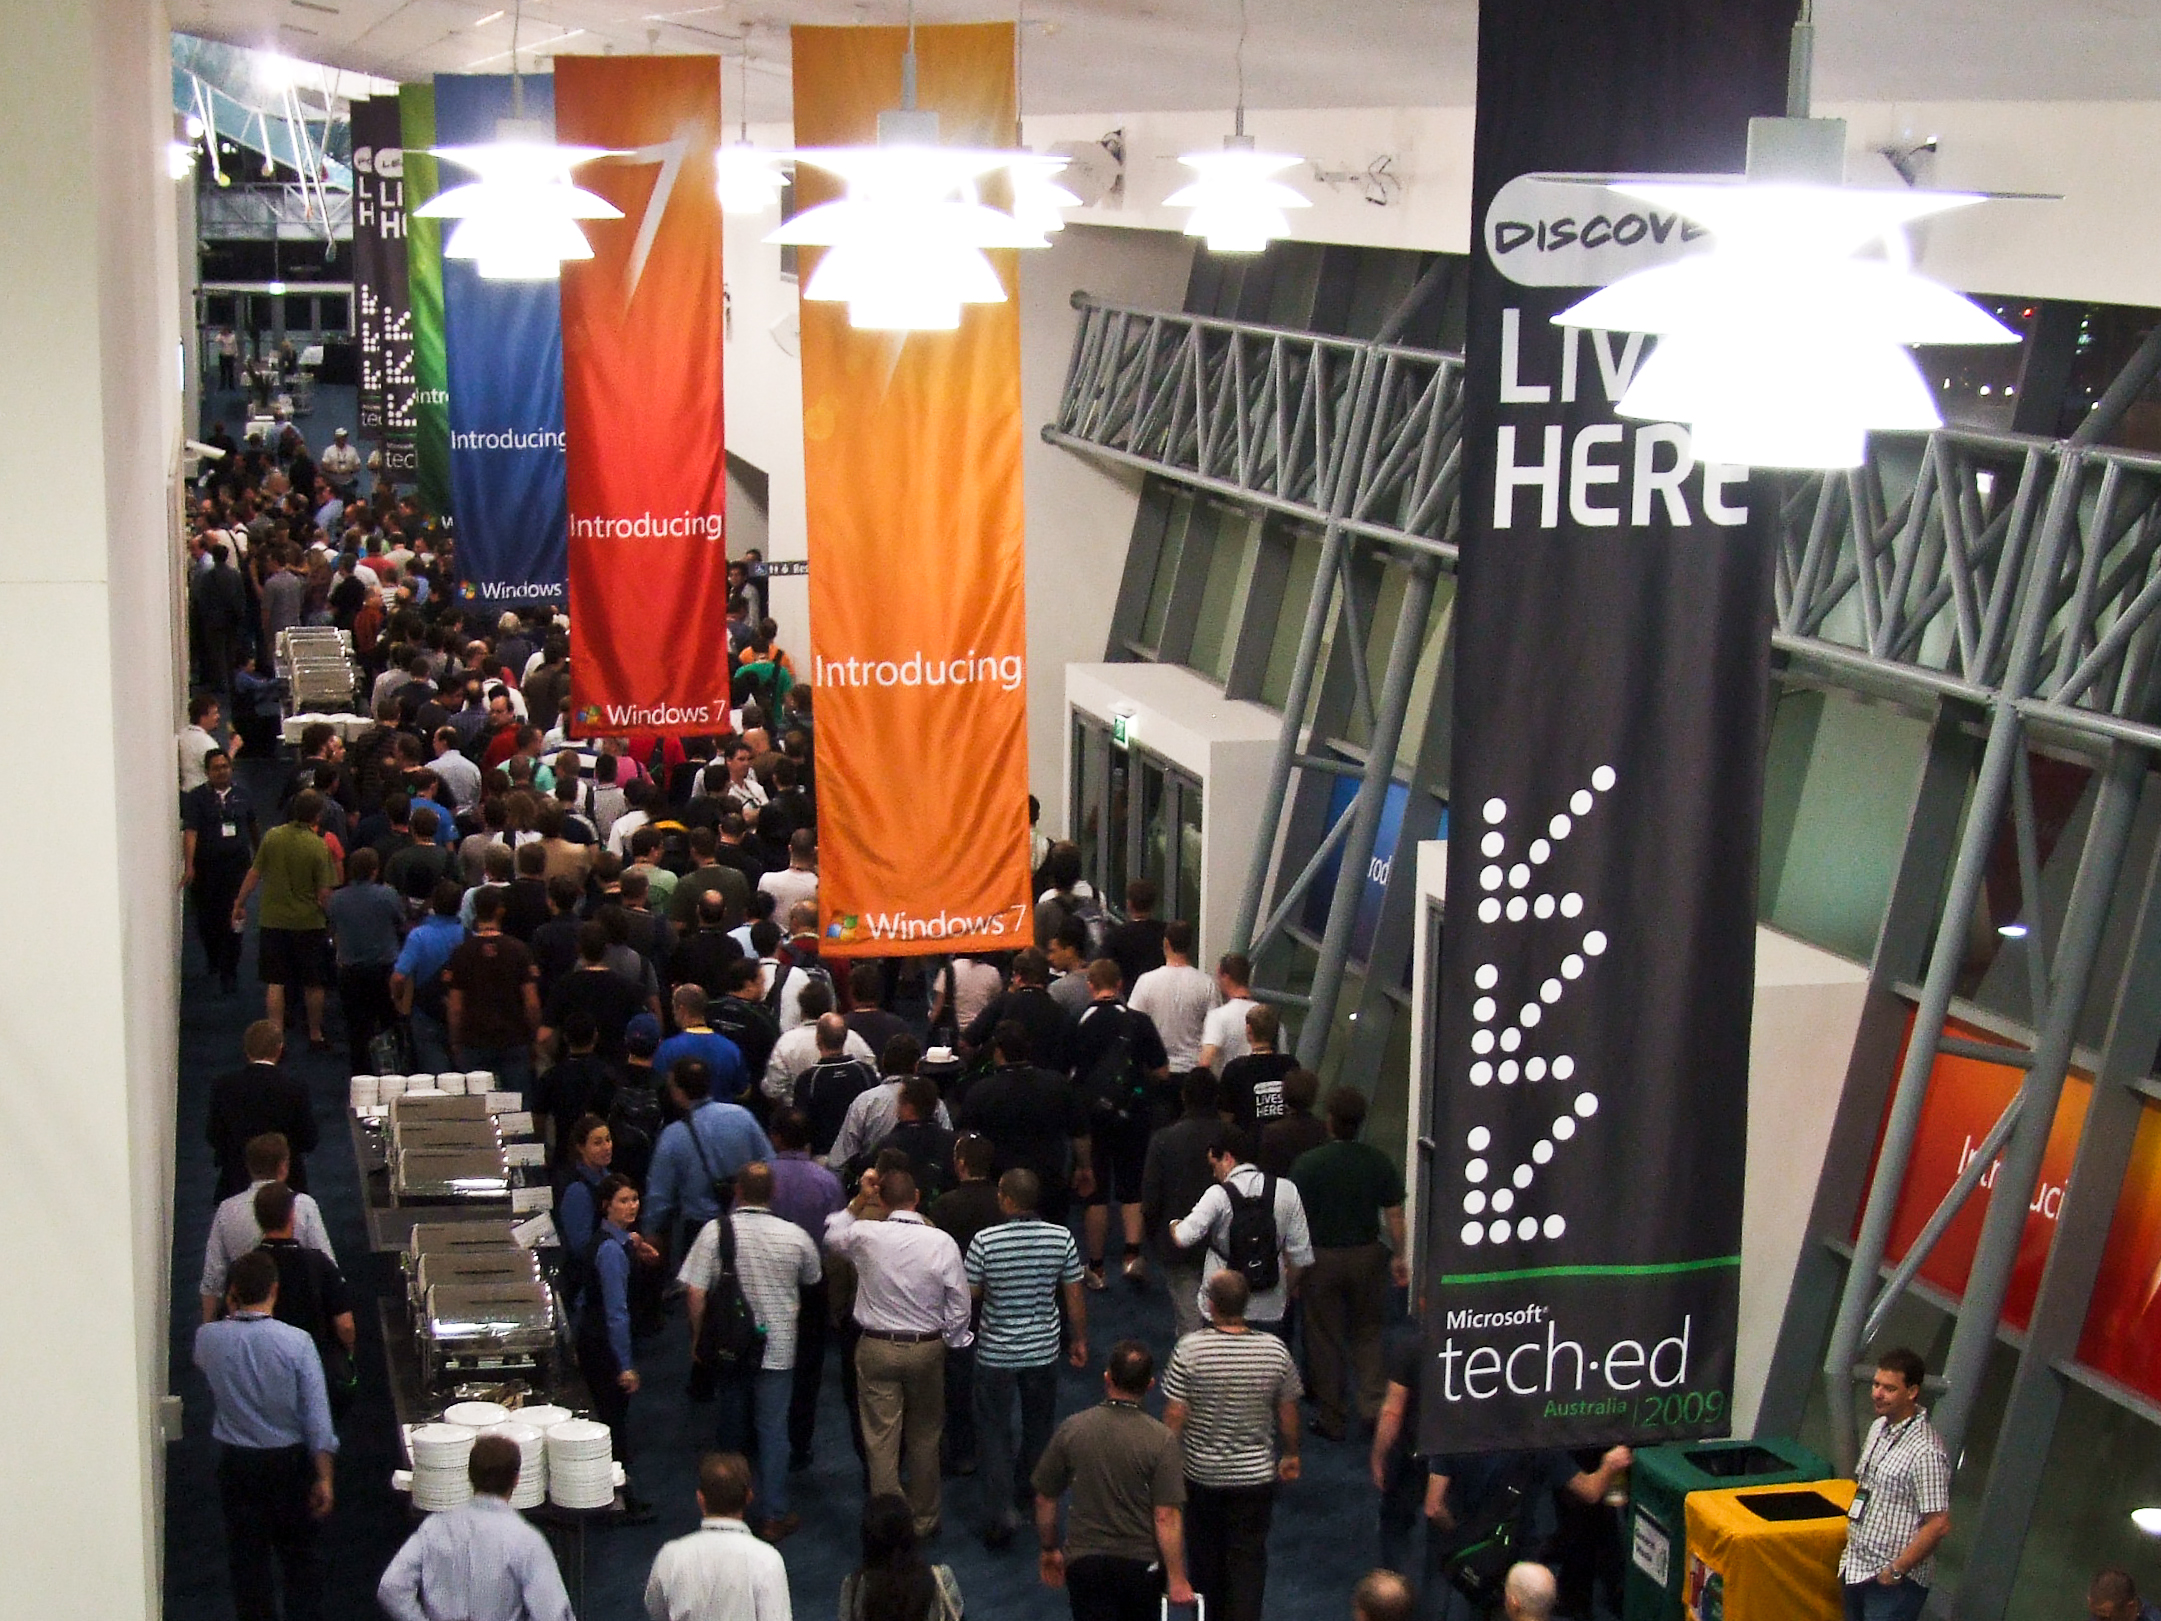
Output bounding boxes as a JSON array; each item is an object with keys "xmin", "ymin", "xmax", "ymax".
[
  {"xmin": 556, "ymin": 55, "xmax": 734, "ymax": 735},
  {"xmin": 791, "ymin": 23, "xmax": 1033, "ymax": 957}
]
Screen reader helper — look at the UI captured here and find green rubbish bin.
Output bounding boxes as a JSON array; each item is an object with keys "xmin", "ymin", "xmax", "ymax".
[{"xmin": 1621, "ymin": 1438, "xmax": 1833, "ymax": 1621}]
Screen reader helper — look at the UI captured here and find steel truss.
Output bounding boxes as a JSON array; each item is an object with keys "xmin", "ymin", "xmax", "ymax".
[{"xmin": 1051, "ymin": 293, "xmax": 2161, "ymax": 1621}]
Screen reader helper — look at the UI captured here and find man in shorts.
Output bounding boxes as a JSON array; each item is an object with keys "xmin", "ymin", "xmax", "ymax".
[{"xmin": 234, "ymin": 788, "xmax": 338, "ymax": 1050}]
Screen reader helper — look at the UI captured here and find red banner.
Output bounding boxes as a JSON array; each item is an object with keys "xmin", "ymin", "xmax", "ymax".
[
  {"xmin": 1869, "ymin": 1012, "xmax": 2161, "ymax": 1403},
  {"xmin": 556, "ymin": 56, "xmax": 733, "ymax": 735}
]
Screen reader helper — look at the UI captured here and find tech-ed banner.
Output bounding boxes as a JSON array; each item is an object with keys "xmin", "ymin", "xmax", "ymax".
[
  {"xmin": 791, "ymin": 24, "xmax": 1033, "ymax": 959},
  {"xmin": 435, "ymin": 74, "xmax": 568, "ymax": 605},
  {"xmin": 1420, "ymin": 0, "xmax": 1790, "ymax": 1453},
  {"xmin": 351, "ymin": 97, "xmax": 417, "ymax": 484},
  {"xmin": 554, "ymin": 56, "xmax": 732, "ymax": 735},
  {"xmin": 397, "ymin": 85, "xmax": 453, "ymax": 518}
]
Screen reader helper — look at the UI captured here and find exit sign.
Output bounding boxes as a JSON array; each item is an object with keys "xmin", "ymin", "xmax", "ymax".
[{"xmin": 1111, "ymin": 713, "xmax": 1130, "ymax": 748}]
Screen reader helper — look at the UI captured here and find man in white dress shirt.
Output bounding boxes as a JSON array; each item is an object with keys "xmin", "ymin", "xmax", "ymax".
[
  {"xmin": 644, "ymin": 1452, "xmax": 792, "ymax": 1621},
  {"xmin": 826, "ymin": 1167, "xmax": 974, "ymax": 1538},
  {"xmin": 378, "ymin": 1435, "xmax": 573, "ymax": 1621}
]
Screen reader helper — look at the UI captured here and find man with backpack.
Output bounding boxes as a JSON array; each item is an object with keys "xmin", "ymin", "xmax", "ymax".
[
  {"xmin": 681, "ymin": 1162, "xmax": 821, "ymax": 1543},
  {"xmin": 1422, "ymin": 1448, "xmax": 1630, "ymax": 1621},
  {"xmin": 643, "ymin": 1058, "xmax": 774, "ymax": 1263},
  {"xmin": 711, "ymin": 956, "xmax": 782, "ymax": 1091},
  {"xmin": 1067, "ymin": 959, "xmax": 1171, "ymax": 1291},
  {"xmin": 655, "ymin": 985, "xmax": 750, "ymax": 1103},
  {"xmin": 1170, "ymin": 1130, "xmax": 1315, "ymax": 1340},
  {"xmin": 795, "ymin": 1013, "xmax": 882, "ymax": 1159}
]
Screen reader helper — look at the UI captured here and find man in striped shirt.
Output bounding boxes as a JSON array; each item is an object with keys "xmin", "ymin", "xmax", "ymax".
[
  {"xmin": 966, "ymin": 1169, "xmax": 1088, "ymax": 1549},
  {"xmin": 1160, "ymin": 1270, "xmax": 1302, "ymax": 1621}
]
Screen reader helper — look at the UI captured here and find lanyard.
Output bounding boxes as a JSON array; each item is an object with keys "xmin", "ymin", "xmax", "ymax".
[{"xmin": 1859, "ymin": 1414, "xmax": 1916, "ymax": 1483}]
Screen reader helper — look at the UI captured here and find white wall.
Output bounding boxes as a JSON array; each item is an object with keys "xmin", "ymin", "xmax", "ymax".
[
  {"xmin": 1020, "ymin": 224, "xmax": 1196, "ymax": 832},
  {"xmin": 1735, "ymin": 929, "xmax": 1871, "ymax": 1437},
  {"xmin": 1028, "ymin": 99, "xmax": 2161, "ymax": 310},
  {"xmin": 0, "ymin": 0, "xmax": 182, "ymax": 1615}
]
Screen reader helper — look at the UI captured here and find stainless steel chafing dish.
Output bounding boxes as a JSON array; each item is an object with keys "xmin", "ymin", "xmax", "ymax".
[
  {"xmin": 411, "ymin": 1247, "xmax": 544, "ymax": 1312},
  {"xmin": 392, "ymin": 1148, "xmax": 513, "ymax": 1201},
  {"xmin": 417, "ymin": 1280, "xmax": 560, "ymax": 1386},
  {"xmin": 391, "ymin": 1094, "xmax": 493, "ymax": 1127}
]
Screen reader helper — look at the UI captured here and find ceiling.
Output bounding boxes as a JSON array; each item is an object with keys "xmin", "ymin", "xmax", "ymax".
[{"xmin": 171, "ymin": 0, "xmax": 2161, "ymax": 126}]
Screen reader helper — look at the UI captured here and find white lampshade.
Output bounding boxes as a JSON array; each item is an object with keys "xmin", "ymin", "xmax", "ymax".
[
  {"xmin": 1166, "ymin": 139, "xmax": 1309, "ymax": 255},
  {"xmin": 1005, "ymin": 153, "xmax": 1081, "ymax": 238},
  {"xmin": 417, "ymin": 123, "xmax": 623, "ymax": 281},
  {"xmin": 1555, "ymin": 179, "xmax": 2018, "ymax": 470},
  {"xmin": 714, "ymin": 143, "xmax": 788, "ymax": 215}
]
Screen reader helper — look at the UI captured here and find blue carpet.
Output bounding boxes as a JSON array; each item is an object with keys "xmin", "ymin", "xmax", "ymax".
[{"xmin": 163, "ymin": 756, "xmax": 1394, "ymax": 1618}]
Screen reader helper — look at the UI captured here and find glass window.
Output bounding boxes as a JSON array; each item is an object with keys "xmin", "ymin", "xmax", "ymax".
[
  {"xmin": 1188, "ymin": 508, "xmax": 1257, "ymax": 683},
  {"xmin": 1395, "ymin": 576, "xmax": 1455, "ymax": 777},
  {"xmin": 1138, "ymin": 492, "xmax": 1194, "ymax": 653},
  {"xmin": 1138, "ymin": 753, "xmax": 1170, "ymax": 902},
  {"xmin": 1107, "ymin": 737, "xmax": 1130, "ymax": 909},
  {"xmin": 1073, "ymin": 714, "xmax": 1103, "ymax": 889},
  {"xmin": 1176, "ymin": 777, "xmax": 1203, "ymax": 929},
  {"xmin": 1261, "ymin": 527, "xmax": 1325, "ymax": 710}
]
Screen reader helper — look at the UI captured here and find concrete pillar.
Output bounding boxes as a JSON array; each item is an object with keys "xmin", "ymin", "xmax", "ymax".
[{"xmin": 0, "ymin": 1, "xmax": 182, "ymax": 1617}]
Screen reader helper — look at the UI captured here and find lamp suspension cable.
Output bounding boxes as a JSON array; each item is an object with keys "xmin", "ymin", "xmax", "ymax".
[
  {"xmin": 1786, "ymin": 0, "xmax": 1814, "ymax": 119},
  {"xmin": 902, "ymin": 0, "xmax": 918, "ymax": 112},
  {"xmin": 509, "ymin": 0, "xmax": 524, "ymax": 119},
  {"xmin": 1234, "ymin": 0, "xmax": 1247, "ymax": 138}
]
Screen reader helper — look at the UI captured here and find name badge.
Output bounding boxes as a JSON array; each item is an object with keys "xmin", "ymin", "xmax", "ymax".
[
  {"xmin": 1846, "ymin": 1485, "xmax": 1871, "ymax": 1524},
  {"xmin": 220, "ymin": 822, "xmax": 239, "ymax": 840}
]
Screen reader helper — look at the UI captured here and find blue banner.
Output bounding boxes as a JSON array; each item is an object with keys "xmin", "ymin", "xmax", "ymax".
[
  {"xmin": 436, "ymin": 74, "xmax": 568, "ymax": 607},
  {"xmin": 1303, "ymin": 776, "xmax": 1417, "ymax": 964}
]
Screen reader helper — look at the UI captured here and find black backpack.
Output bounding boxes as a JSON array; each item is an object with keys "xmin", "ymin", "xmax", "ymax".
[
  {"xmin": 712, "ymin": 994, "xmax": 780, "ymax": 1082},
  {"xmin": 1078, "ymin": 1007, "xmax": 1149, "ymax": 1123},
  {"xmin": 1441, "ymin": 1479, "xmax": 1529, "ymax": 1606},
  {"xmin": 801, "ymin": 1057, "xmax": 877, "ymax": 1155},
  {"xmin": 765, "ymin": 961, "xmax": 835, "ymax": 1020},
  {"xmin": 687, "ymin": 1212, "xmax": 766, "ymax": 1398},
  {"xmin": 605, "ymin": 1082, "xmax": 663, "ymax": 1190},
  {"xmin": 1223, "ymin": 1172, "xmax": 1282, "ymax": 1292}
]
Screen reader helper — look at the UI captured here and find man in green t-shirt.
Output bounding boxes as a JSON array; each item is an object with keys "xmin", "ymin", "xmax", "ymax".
[
  {"xmin": 1288, "ymin": 1086, "xmax": 1408, "ymax": 1441},
  {"xmin": 233, "ymin": 788, "xmax": 338, "ymax": 1050}
]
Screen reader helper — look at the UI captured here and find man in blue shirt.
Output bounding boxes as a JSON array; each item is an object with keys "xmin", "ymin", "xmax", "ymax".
[
  {"xmin": 655, "ymin": 984, "xmax": 749, "ymax": 1101},
  {"xmin": 378, "ymin": 1434, "xmax": 572, "ymax": 1621},
  {"xmin": 644, "ymin": 1058, "xmax": 773, "ymax": 1260},
  {"xmin": 193, "ymin": 1249, "xmax": 339, "ymax": 1621},
  {"xmin": 391, "ymin": 879, "xmax": 467, "ymax": 1072}
]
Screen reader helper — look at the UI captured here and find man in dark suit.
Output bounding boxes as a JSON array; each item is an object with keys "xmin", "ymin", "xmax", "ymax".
[
  {"xmin": 190, "ymin": 540, "xmax": 249, "ymax": 696},
  {"xmin": 208, "ymin": 1021, "xmax": 318, "ymax": 1199}
]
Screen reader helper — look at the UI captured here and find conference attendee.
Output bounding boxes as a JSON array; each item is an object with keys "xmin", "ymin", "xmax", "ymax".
[
  {"xmin": 445, "ymin": 886, "xmax": 543, "ymax": 1097},
  {"xmin": 1501, "ymin": 1564, "xmax": 1558, "ymax": 1621},
  {"xmin": 574, "ymin": 1175, "xmax": 658, "ymax": 1522},
  {"xmin": 682, "ymin": 1163, "xmax": 822, "ymax": 1542},
  {"xmin": 656, "ymin": 985, "xmax": 750, "ymax": 1102},
  {"xmin": 955, "ymin": 1021, "xmax": 1096, "ymax": 1229},
  {"xmin": 392, "ymin": 880, "xmax": 468, "ymax": 1074},
  {"xmin": 192, "ymin": 1250, "xmax": 338, "ymax": 1621},
  {"xmin": 253, "ymin": 1181, "xmax": 356, "ymax": 1407},
  {"xmin": 201, "ymin": 1133, "xmax": 333, "ymax": 1320},
  {"xmin": 377, "ymin": 1433, "xmax": 574, "ymax": 1621},
  {"xmin": 1422, "ymin": 1450, "xmax": 1631, "ymax": 1619},
  {"xmin": 1838, "ymin": 1347, "xmax": 1952, "ymax": 1621},
  {"xmin": 180, "ymin": 691, "xmax": 231, "ymax": 790},
  {"xmin": 790, "ymin": 1011, "xmax": 881, "ymax": 1155},
  {"xmin": 1218, "ymin": 1005, "xmax": 1300, "ymax": 1140},
  {"xmin": 1258, "ymin": 1066, "xmax": 1330, "ymax": 1177},
  {"xmin": 232, "ymin": 788, "xmax": 337, "ymax": 1050},
  {"xmin": 1141, "ymin": 1072, "xmax": 1230, "ymax": 1339},
  {"xmin": 839, "ymin": 1495, "xmax": 964, "ymax": 1621},
  {"xmin": 1130, "ymin": 920, "xmax": 1219, "ymax": 1079},
  {"xmin": 539, "ymin": 926, "xmax": 646, "ymax": 1064},
  {"xmin": 844, "ymin": 962, "xmax": 911, "ymax": 1058},
  {"xmin": 1290, "ymin": 1085, "xmax": 1409, "ymax": 1440},
  {"xmin": 645, "ymin": 1059, "xmax": 774, "ymax": 1259},
  {"xmin": 1371, "ymin": 1312, "xmax": 1429, "ymax": 1581},
  {"xmin": 327, "ymin": 845, "xmax": 403, "ymax": 1073},
  {"xmin": 874, "ymin": 1078, "xmax": 959, "ymax": 1200},
  {"xmin": 1102, "ymin": 879, "xmax": 1167, "ymax": 995},
  {"xmin": 827, "ymin": 1037, "xmax": 954, "ymax": 1174},
  {"xmin": 556, "ymin": 1115, "xmax": 615, "ymax": 1259},
  {"xmin": 1354, "ymin": 1570, "xmax": 1416, "ymax": 1621},
  {"xmin": 670, "ymin": 827, "xmax": 752, "ymax": 928},
  {"xmin": 1067, "ymin": 958, "xmax": 1171, "ymax": 1289},
  {"xmin": 763, "ymin": 1108, "xmax": 845, "ymax": 1470},
  {"xmin": 207, "ymin": 1021, "xmax": 317, "ymax": 1200},
  {"xmin": 428, "ymin": 726, "xmax": 482, "ymax": 811},
  {"xmin": 928, "ymin": 952, "xmax": 1003, "ymax": 1044},
  {"xmin": 966, "ymin": 1167, "xmax": 1090, "ymax": 1551},
  {"xmin": 182, "ymin": 746, "xmax": 258, "ymax": 994},
  {"xmin": 1197, "ymin": 954, "xmax": 1259, "ymax": 1075},
  {"xmin": 1032, "ymin": 1340, "xmax": 1195, "ymax": 1621},
  {"xmin": 642, "ymin": 1452, "xmax": 792, "ymax": 1621},
  {"xmin": 1160, "ymin": 1271, "xmax": 1303, "ymax": 1621},
  {"xmin": 757, "ymin": 829, "xmax": 819, "ymax": 922},
  {"xmin": 2088, "ymin": 1570, "xmax": 2161, "ymax": 1621},
  {"xmin": 961, "ymin": 947, "xmax": 1070, "ymax": 1072},
  {"xmin": 1171, "ymin": 1132, "xmax": 1315, "ymax": 1337},
  {"xmin": 1044, "ymin": 922, "xmax": 1094, "ymax": 1017},
  {"xmin": 672, "ymin": 885, "xmax": 750, "ymax": 996},
  {"xmin": 825, "ymin": 1168, "xmax": 973, "ymax": 1540}
]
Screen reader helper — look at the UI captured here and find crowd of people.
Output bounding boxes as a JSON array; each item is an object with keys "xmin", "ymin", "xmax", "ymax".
[{"xmin": 176, "ymin": 446, "xmax": 2076, "ymax": 1621}]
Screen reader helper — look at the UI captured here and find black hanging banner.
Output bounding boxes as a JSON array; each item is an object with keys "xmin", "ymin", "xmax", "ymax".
[
  {"xmin": 351, "ymin": 97, "xmax": 418, "ymax": 485},
  {"xmin": 1421, "ymin": 0, "xmax": 1791, "ymax": 1453}
]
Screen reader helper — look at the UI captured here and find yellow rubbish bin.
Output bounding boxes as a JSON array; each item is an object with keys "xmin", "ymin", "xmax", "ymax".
[{"xmin": 1682, "ymin": 1478, "xmax": 1857, "ymax": 1621}]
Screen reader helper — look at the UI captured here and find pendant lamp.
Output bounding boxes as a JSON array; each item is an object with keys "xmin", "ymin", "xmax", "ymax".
[
  {"xmin": 715, "ymin": 43, "xmax": 789, "ymax": 216},
  {"xmin": 1167, "ymin": 0, "xmax": 1307, "ymax": 253}
]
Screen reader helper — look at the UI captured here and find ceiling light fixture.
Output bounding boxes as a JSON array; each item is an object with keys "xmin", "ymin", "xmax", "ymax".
[
  {"xmin": 713, "ymin": 39, "xmax": 788, "ymax": 216},
  {"xmin": 416, "ymin": 0, "xmax": 623, "ymax": 280},
  {"xmin": 1166, "ymin": 0, "xmax": 1308, "ymax": 254},
  {"xmin": 772, "ymin": 0, "xmax": 1046, "ymax": 331},
  {"xmin": 2134, "ymin": 1507, "xmax": 2161, "ymax": 1536}
]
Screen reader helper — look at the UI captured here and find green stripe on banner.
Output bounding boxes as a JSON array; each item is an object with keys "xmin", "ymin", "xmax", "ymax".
[
  {"xmin": 1441, "ymin": 1256, "xmax": 1743, "ymax": 1287},
  {"xmin": 398, "ymin": 83, "xmax": 452, "ymax": 518}
]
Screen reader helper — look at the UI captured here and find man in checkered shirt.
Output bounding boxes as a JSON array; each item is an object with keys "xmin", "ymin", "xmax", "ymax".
[{"xmin": 1838, "ymin": 1347, "xmax": 1952, "ymax": 1621}]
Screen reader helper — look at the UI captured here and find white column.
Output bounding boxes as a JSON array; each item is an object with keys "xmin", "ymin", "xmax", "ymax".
[{"xmin": 0, "ymin": 0, "xmax": 182, "ymax": 1615}]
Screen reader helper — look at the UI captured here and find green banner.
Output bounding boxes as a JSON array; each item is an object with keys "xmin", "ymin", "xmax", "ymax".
[{"xmin": 398, "ymin": 83, "xmax": 453, "ymax": 517}]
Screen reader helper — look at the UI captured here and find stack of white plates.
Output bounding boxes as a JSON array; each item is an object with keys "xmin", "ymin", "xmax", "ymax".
[
  {"xmin": 465, "ymin": 1070, "xmax": 498, "ymax": 1094},
  {"xmin": 485, "ymin": 1421, "xmax": 549, "ymax": 1508},
  {"xmin": 545, "ymin": 1419, "xmax": 616, "ymax": 1509},
  {"xmin": 516, "ymin": 1404, "xmax": 572, "ymax": 1431},
  {"xmin": 378, "ymin": 1075, "xmax": 411, "ymax": 1100},
  {"xmin": 409, "ymin": 1423, "xmax": 475, "ymax": 1512},
  {"xmin": 350, "ymin": 1075, "xmax": 380, "ymax": 1109},
  {"xmin": 443, "ymin": 1401, "xmax": 510, "ymax": 1428},
  {"xmin": 435, "ymin": 1072, "xmax": 469, "ymax": 1095}
]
